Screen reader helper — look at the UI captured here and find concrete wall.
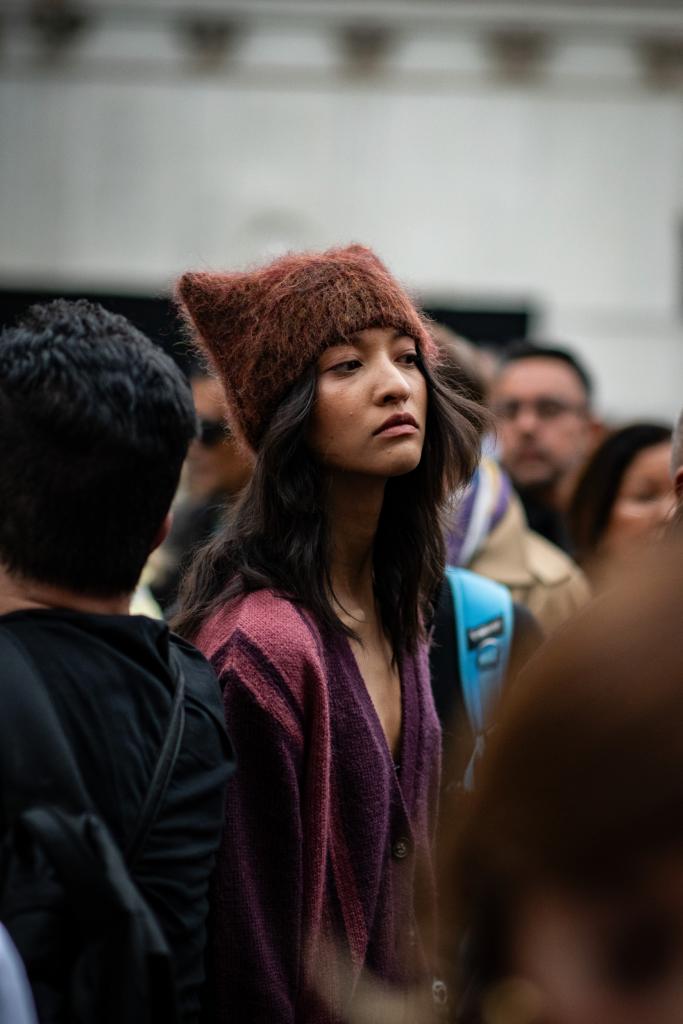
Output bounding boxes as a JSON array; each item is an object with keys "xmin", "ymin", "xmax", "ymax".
[{"xmin": 1, "ymin": 20, "xmax": 682, "ymax": 421}]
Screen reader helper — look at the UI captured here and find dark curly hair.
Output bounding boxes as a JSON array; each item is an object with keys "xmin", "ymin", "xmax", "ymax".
[{"xmin": 0, "ymin": 299, "xmax": 196, "ymax": 595}]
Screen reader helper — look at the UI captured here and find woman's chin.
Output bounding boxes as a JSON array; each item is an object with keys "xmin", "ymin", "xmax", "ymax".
[
  {"xmin": 380, "ymin": 450, "xmax": 423, "ymax": 478},
  {"xmin": 320, "ymin": 443, "xmax": 424, "ymax": 479}
]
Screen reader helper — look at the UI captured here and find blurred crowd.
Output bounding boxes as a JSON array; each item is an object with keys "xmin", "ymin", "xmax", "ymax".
[{"xmin": 1, "ymin": 245, "xmax": 682, "ymax": 1024}]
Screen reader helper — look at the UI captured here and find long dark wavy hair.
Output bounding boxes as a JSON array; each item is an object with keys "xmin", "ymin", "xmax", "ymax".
[{"xmin": 172, "ymin": 355, "xmax": 488, "ymax": 655}]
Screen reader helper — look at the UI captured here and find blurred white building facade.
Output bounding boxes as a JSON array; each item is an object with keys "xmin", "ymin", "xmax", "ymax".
[{"xmin": 1, "ymin": 0, "xmax": 682, "ymax": 420}]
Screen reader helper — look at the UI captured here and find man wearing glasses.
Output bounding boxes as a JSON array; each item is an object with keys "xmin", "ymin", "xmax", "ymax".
[{"xmin": 491, "ymin": 342, "xmax": 602, "ymax": 553}]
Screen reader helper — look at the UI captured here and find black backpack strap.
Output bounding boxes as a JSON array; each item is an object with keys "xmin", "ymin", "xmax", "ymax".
[
  {"xmin": 429, "ymin": 576, "xmax": 466, "ymax": 732},
  {"xmin": 125, "ymin": 644, "xmax": 186, "ymax": 866}
]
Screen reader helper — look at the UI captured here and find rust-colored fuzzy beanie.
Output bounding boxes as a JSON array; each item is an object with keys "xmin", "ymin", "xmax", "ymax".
[{"xmin": 176, "ymin": 244, "xmax": 437, "ymax": 451}]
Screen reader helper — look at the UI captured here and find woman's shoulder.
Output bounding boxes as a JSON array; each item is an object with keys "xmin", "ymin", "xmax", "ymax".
[{"xmin": 197, "ymin": 588, "xmax": 326, "ymax": 678}]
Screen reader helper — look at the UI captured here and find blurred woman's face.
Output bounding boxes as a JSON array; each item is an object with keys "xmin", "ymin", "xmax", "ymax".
[
  {"xmin": 500, "ymin": 865, "xmax": 683, "ymax": 1024},
  {"xmin": 186, "ymin": 376, "xmax": 252, "ymax": 499},
  {"xmin": 307, "ymin": 326, "xmax": 427, "ymax": 479},
  {"xmin": 601, "ymin": 441, "xmax": 674, "ymax": 559}
]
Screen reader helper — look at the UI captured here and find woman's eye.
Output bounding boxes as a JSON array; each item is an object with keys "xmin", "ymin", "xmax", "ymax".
[
  {"xmin": 628, "ymin": 490, "xmax": 658, "ymax": 504},
  {"xmin": 331, "ymin": 359, "xmax": 361, "ymax": 373},
  {"xmin": 398, "ymin": 351, "xmax": 419, "ymax": 365}
]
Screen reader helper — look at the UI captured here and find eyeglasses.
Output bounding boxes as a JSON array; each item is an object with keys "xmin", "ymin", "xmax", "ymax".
[
  {"xmin": 492, "ymin": 397, "xmax": 588, "ymax": 422},
  {"xmin": 197, "ymin": 418, "xmax": 227, "ymax": 448}
]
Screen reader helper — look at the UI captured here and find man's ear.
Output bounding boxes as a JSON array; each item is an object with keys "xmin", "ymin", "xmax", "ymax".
[
  {"xmin": 150, "ymin": 511, "xmax": 173, "ymax": 554},
  {"xmin": 674, "ymin": 465, "xmax": 683, "ymax": 506},
  {"xmin": 586, "ymin": 415, "xmax": 607, "ymax": 454}
]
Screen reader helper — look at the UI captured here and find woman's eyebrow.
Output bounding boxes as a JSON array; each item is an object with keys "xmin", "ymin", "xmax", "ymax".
[
  {"xmin": 328, "ymin": 337, "xmax": 359, "ymax": 349},
  {"xmin": 320, "ymin": 341, "xmax": 357, "ymax": 363},
  {"xmin": 345, "ymin": 328, "xmax": 409, "ymax": 346}
]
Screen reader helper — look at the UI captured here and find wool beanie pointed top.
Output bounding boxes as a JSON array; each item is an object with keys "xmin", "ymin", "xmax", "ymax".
[{"xmin": 176, "ymin": 244, "xmax": 437, "ymax": 451}]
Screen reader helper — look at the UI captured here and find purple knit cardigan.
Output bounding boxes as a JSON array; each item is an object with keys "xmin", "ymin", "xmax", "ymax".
[{"xmin": 197, "ymin": 589, "xmax": 442, "ymax": 1024}]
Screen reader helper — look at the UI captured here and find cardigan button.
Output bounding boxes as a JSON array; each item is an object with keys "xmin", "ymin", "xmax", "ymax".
[{"xmin": 392, "ymin": 837, "xmax": 410, "ymax": 860}]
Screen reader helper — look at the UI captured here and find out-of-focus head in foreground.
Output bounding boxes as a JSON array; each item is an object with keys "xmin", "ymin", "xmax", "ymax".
[{"xmin": 441, "ymin": 537, "xmax": 683, "ymax": 1024}]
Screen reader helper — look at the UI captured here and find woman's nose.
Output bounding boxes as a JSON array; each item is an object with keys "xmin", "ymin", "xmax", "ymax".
[{"xmin": 375, "ymin": 360, "xmax": 411, "ymax": 405}]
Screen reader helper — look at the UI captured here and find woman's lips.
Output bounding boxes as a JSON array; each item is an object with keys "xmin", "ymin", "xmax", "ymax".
[
  {"xmin": 376, "ymin": 422, "xmax": 419, "ymax": 438},
  {"xmin": 373, "ymin": 413, "xmax": 419, "ymax": 437}
]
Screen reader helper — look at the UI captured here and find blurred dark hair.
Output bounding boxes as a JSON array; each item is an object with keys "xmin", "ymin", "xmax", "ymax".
[
  {"xmin": 499, "ymin": 340, "xmax": 594, "ymax": 401},
  {"xmin": 428, "ymin": 324, "xmax": 487, "ymax": 405},
  {"xmin": 0, "ymin": 299, "xmax": 197, "ymax": 596},
  {"xmin": 568, "ymin": 422, "xmax": 672, "ymax": 565},
  {"xmin": 439, "ymin": 540, "xmax": 683, "ymax": 1014},
  {"xmin": 172, "ymin": 355, "xmax": 489, "ymax": 655}
]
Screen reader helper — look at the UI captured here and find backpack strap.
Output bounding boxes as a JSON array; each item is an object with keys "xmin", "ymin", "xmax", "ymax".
[
  {"xmin": 444, "ymin": 567, "xmax": 513, "ymax": 787},
  {"xmin": 125, "ymin": 645, "xmax": 185, "ymax": 865},
  {"xmin": 0, "ymin": 625, "xmax": 185, "ymax": 864}
]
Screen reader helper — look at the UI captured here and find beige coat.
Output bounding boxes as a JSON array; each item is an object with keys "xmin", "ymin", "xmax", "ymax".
[{"xmin": 468, "ymin": 494, "xmax": 591, "ymax": 635}]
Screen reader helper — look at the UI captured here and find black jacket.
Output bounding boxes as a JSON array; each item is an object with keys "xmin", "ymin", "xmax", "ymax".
[{"xmin": 0, "ymin": 609, "xmax": 234, "ymax": 1024}]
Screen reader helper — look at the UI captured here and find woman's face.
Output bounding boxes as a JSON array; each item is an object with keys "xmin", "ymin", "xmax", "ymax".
[
  {"xmin": 186, "ymin": 376, "xmax": 252, "ymax": 499},
  {"xmin": 601, "ymin": 441, "xmax": 674, "ymax": 560},
  {"xmin": 502, "ymin": 865, "xmax": 683, "ymax": 1024},
  {"xmin": 307, "ymin": 326, "xmax": 428, "ymax": 478}
]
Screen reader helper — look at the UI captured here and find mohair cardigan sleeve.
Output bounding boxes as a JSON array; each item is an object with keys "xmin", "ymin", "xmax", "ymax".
[{"xmin": 197, "ymin": 589, "xmax": 441, "ymax": 1024}]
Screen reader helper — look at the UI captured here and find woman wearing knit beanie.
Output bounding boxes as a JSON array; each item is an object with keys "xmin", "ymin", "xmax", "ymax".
[{"xmin": 173, "ymin": 244, "xmax": 486, "ymax": 1023}]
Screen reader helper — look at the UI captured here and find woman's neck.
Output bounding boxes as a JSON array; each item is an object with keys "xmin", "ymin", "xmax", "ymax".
[{"xmin": 325, "ymin": 473, "xmax": 385, "ymax": 620}]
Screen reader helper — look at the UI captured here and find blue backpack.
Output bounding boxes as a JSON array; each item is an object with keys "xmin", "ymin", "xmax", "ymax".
[{"xmin": 444, "ymin": 567, "xmax": 513, "ymax": 788}]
